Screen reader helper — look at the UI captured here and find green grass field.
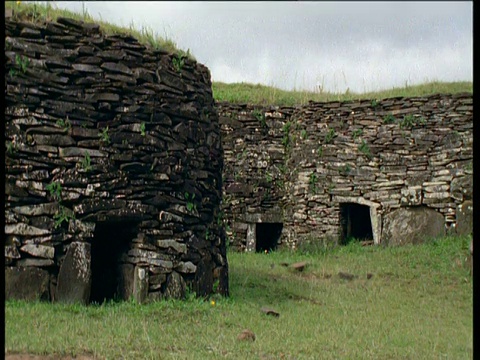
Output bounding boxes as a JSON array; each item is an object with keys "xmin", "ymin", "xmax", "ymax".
[
  {"xmin": 212, "ymin": 81, "xmax": 472, "ymax": 106},
  {"xmin": 5, "ymin": 235, "xmax": 473, "ymax": 360}
]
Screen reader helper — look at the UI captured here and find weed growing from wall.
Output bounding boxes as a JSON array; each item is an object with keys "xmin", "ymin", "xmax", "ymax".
[
  {"xmin": 300, "ymin": 129, "xmax": 307, "ymax": 140},
  {"xmin": 400, "ymin": 114, "xmax": 427, "ymax": 129},
  {"xmin": 340, "ymin": 164, "xmax": 351, "ymax": 175},
  {"xmin": 56, "ymin": 117, "xmax": 71, "ymax": 130},
  {"xmin": 6, "ymin": 141, "xmax": 16, "ymax": 154},
  {"xmin": 352, "ymin": 129, "xmax": 363, "ymax": 141},
  {"xmin": 383, "ymin": 113, "xmax": 396, "ymax": 124},
  {"xmin": 15, "ymin": 54, "xmax": 30, "ymax": 74},
  {"xmin": 140, "ymin": 122, "xmax": 146, "ymax": 136},
  {"xmin": 317, "ymin": 145, "xmax": 323, "ymax": 157},
  {"xmin": 358, "ymin": 140, "xmax": 372, "ymax": 159},
  {"xmin": 185, "ymin": 192, "xmax": 197, "ymax": 213},
  {"xmin": 79, "ymin": 151, "xmax": 92, "ymax": 172},
  {"xmin": 53, "ymin": 206, "xmax": 75, "ymax": 229},
  {"xmin": 99, "ymin": 126, "xmax": 111, "ymax": 145},
  {"xmin": 324, "ymin": 128, "xmax": 337, "ymax": 144},
  {"xmin": 282, "ymin": 120, "xmax": 292, "ymax": 150},
  {"xmin": 46, "ymin": 181, "xmax": 62, "ymax": 201},
  {"xmin": 172, "ymin": 54, "xmax": 185, "ymax": 73},
  {"xmin": 309, "ymin": 172, "xmax": 318, "ymax": 194},
  {"xmin": 252, "ymin": 109, "xmax": 267, "ymax": 128}
]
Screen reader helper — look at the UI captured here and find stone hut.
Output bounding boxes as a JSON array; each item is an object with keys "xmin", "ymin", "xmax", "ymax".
[
  {"xmin": 218, "ymin": 94, "xmax": 473, "ymax": 251},
  {"xmin": 5, "ymin": 16, "xmax": 228, "ymax": 304}
]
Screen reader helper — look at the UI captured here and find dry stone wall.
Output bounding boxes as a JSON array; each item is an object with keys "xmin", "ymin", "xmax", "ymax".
[
  {"xmin": 5, "ymin": 16, "xmax": 228, "ymax": 303},
  {"xmin": 218, "ymin": 93, "xmax": 473, "ymax": 251}
]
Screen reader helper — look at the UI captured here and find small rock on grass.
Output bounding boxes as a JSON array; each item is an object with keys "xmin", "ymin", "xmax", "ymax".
[
  {"xmin": 291, "ymin": 261, "xmax": 307, "ymax": 271},
  {"xmin": 338, "ymin": 271, "xmax": 356, "ymax": 281},
  {"xmin": 261, "ymin": 306, "xmax": 280, "ymax": 317},
  {"xmin": 237, "ymin": 329, "xmax": 256, "ymax": 341}
]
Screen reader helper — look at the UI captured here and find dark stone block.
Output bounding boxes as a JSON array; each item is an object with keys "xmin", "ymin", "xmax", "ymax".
[
  {"xmin": 5, "ymin": 266, "xmax": 50, "ymax": 301},
  {"xmin": 456, "ymin": 201, "xmax": 473, "ymax": 235},
  {"xmin": 164, "ymin": 271, "xmax": 186, "ymax": 300}
]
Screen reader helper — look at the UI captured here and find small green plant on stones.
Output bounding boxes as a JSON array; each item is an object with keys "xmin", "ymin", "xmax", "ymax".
[
  {"xmin": 383, "ymin": 113, "xmax": 396, "ymax": 124},
  {"xmin": 46, "ymin": 181, "xmax": 62, "ymax": 201},
  {"xmin": 6, "ymin": 141, "xmax": 16, "ymax": 155},
  {"xmin": 99, "ymin": 126, "xmax": 111, "ymax": 145},
  {"xmin": 56, "ymin": 117, "xmax": 71, "ymax": 130},
  {"xmin": 317, "ymin": 145, "xmax": 323, "ymax": 157},
  {"xmin": 80, "ymin": 151, "xmax": 92, "ymax": 172},
  {"xmin": 172, "ymin": 54, "xmax": 185, "ymax": 73},
  {"xmin": 282, "ymin": 120, "xmax": 293, "ymax": 150},
  {"xmin": 352, "ymin": 129, "xmax": 363, "ymax": 141},
  {"xmin": 358, "ymin": 140, "xmax": 372, "ymax": 159},
  {"xmin": 15, "ymin": 54, "xmax": 30, "ymax": 74},
  {"xmin": 300, "ymin": 129, "xmax": 308, "ymax": 140},
  {"xmin": 185, "ymin": 192, "xmax": 197, "ymax": 213},
  {"xmin": 265, "ymin": 172, "xmax": 273, "ymax": 183},
  {"xmin": 140, "ymin": 122, "xmax": 146, "ymax": 136},
  {"xmin": 309, "ymin": 172, "xmax": 318, "ymax": 194},
  {"xmin": 324, "ymin": 128, "xmax": 337, "ymax": 144},
  {"xmin": 252, "ymin": 109, "xmax": 267, "ymax": 128},
  {"xmin": 400, "ymin": 114, "xmax": 427, "ymax": 129},
  {"xmin": 341, "ymin": 164, "xmax": 351, "ymax": 175},
  {"xmin": 371, "ymin": 99, "xmax": 379, "ymax": 108},
  {"xmin": 53, "ymin": 205, "xmax": 75, "ymax": 229},
  {"xmin": 328, "ymin": 182, "xmax": 335, "ymax": 193}
]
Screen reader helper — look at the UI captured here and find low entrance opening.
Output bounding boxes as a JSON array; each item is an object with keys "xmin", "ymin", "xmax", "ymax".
[
  {"xmin": 340, "ymin": 203, "xmax": 373, "ymax": 244},
  {"xmin": 89, "ymin": 220, "xmax": 136, "ymax": 304},
  {"xmin": 255, "ymin": 222, "xmax": 283, "ymax": 252}
]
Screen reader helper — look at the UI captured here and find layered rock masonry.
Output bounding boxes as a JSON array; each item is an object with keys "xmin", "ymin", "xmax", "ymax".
[
  {"xmin": 218, "ymin": 94, "xmax": 473, "ymax": 250},
  {"xmin": 5, "ymin": 16, "xmax": 228, "ymax": 303}
]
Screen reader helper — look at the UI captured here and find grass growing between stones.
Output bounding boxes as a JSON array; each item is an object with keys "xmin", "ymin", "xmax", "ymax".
[{"xmin": 5, "ymin": 235, "xmax": 472, "ymax": 360}]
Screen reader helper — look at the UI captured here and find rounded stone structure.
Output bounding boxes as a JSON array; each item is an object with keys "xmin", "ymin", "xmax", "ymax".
[{"xmin": 5, "ymin": 15, "xmax": 228, "ymax": 304}]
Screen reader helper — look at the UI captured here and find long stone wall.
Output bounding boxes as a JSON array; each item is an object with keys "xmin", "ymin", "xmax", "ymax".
[
  {"xmin": 218, "ymin": 94, "xmax": 473, "ymax": 251},
  {"xmin": 5, "ymin": 16, "xmax": 228, "ymax": 303}
]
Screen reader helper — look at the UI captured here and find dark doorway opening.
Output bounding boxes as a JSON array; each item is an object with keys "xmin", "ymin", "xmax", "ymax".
[
  {"xmin": 89, "ymin": 220, "xmax": 136, "ymax": 304},
  {"xmin": 255, "ymin": 223, "xmax": 283, "ymax": 252},
  {"xmin": 339, "ymin": 203, "xmax": 373, "ymax": 244}
]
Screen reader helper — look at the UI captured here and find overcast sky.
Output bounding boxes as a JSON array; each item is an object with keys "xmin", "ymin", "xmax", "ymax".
[{"xmin": 45, "ymin": 1, "xmax": 472, "ymax": 93}]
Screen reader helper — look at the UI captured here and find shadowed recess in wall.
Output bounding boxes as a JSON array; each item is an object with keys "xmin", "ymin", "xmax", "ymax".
[
  {"xmin": 339, "ymin": 203, "xmax": 373, "ymax": 244},
  {"xmin": 256, "ymin": 223, "xmax": 283, "ymax": 252}
]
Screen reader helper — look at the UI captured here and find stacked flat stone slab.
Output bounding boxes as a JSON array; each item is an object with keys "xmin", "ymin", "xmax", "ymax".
[
  {"xmin": 5, "ymin": 15, "xmax": 228, "ymax": 303},
  {"xmin": 217, "ymin": 94, "xmax": 473, "ymax": 250}
]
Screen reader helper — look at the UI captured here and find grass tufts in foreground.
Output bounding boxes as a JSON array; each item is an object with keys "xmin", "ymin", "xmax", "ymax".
[
  {"xmin": 213, "ymin": 81, "xmax": 473, "ymax": 106},
  {"xmin": 5, "ymin": 235, "xmax": 472, "ymax": 360}
]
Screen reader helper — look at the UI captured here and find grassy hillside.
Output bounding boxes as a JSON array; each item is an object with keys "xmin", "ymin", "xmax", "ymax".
[
  {"xmin": 5, "ymin": 235, "xmax": 472, "ymax": 359},
  {"xmin": 213, "ymin": 81, "xmax": 473, "ymax": 106}
]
